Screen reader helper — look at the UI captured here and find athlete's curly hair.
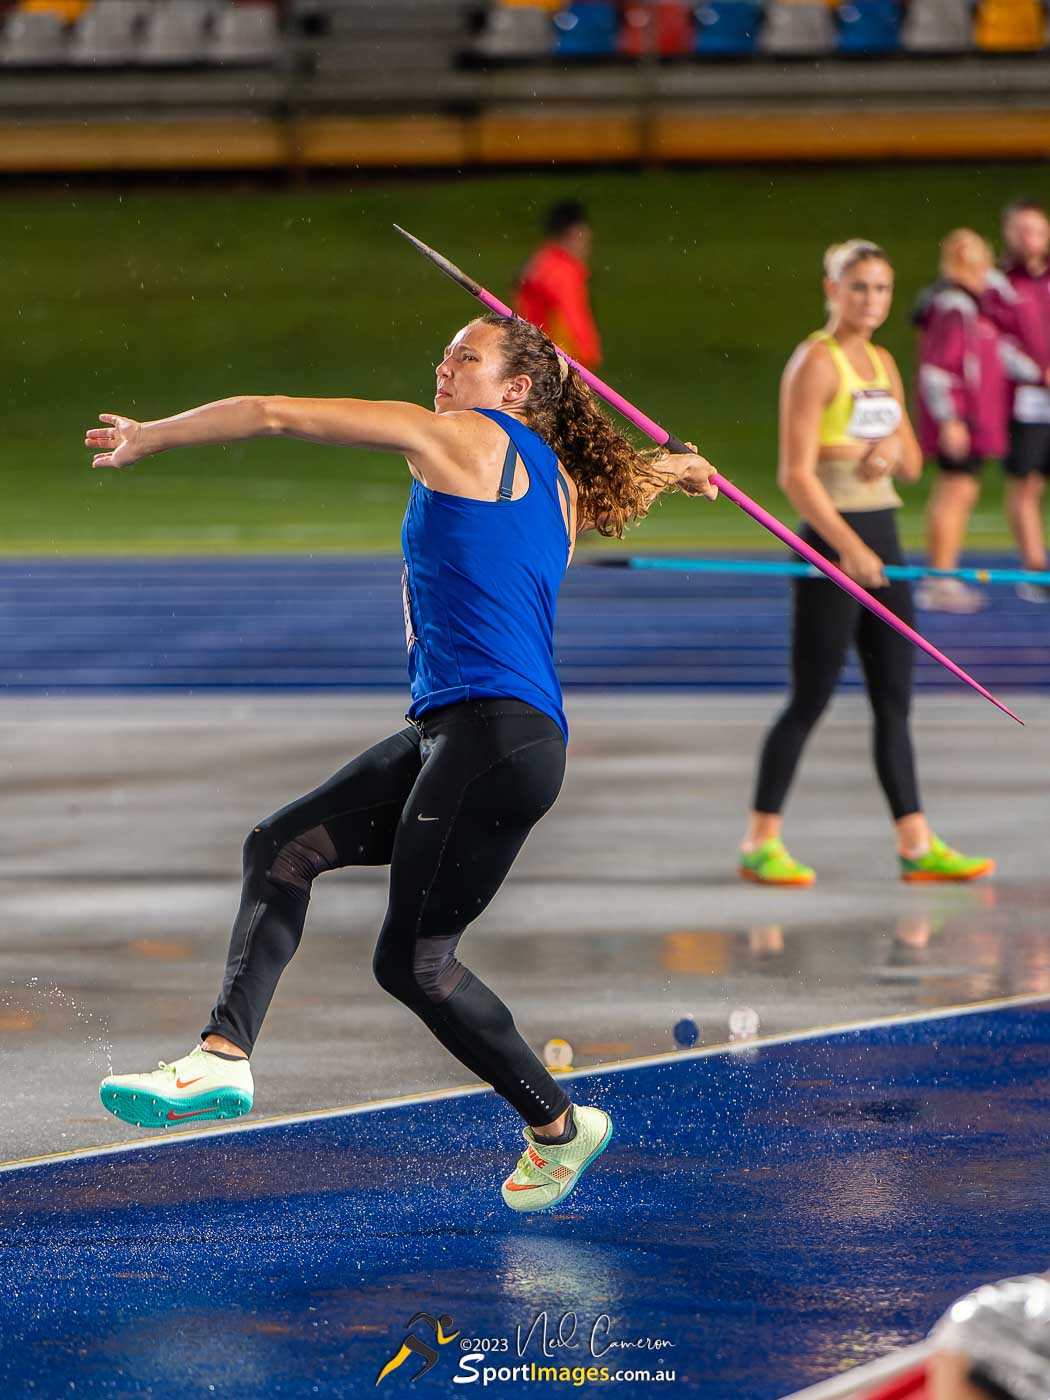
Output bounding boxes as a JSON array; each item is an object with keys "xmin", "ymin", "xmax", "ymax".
[{"xmin": 475, "ymin": 313, "xmax": 674, "ymax": 538}]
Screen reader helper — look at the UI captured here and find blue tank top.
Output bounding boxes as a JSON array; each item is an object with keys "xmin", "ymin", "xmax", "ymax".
[{"xmin": 400, "ymin": 408, "xmax": 571, "ymax": 742}]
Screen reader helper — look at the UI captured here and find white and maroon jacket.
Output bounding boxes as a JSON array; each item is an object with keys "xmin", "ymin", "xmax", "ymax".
[{"xmin": 916, "ymin": 279, "xmax": 1041, "ymax": 458}]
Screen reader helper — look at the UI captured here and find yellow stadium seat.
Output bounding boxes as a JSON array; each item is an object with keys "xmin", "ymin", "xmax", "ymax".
[
  {"xmin": 18, "ymin": 0, "xmax": 89, "ymax": 21},
  {"xmin": 500, "ymin": 0, "xmax": 560, "ymax": 10},
  {"xmin": 974, "ymin": 0, "xmax": 1046, "ymax": 51}
]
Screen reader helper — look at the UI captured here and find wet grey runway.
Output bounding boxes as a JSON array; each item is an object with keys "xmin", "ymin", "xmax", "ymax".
[{"xmin": 1, "ymin": 693, "xmax": 1045, "ymax": 1165}]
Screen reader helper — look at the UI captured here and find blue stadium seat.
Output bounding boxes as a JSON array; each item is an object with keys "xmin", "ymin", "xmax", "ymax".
[
  {"xmin": 837, "ymin": 0, "xmax": 902, "ymax": 54},
  {"xmin": 553, "ymin": 2, "xmax": 619, "ymax": 56},
  {"xmin": 694, "ymin": 1, "xmax": 763, "ymax": 55}
]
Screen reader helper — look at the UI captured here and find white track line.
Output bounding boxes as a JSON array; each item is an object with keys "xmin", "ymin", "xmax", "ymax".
[{"xmin": 1, "ymin": 991, "xmax": 1045, "ymax": 1176}]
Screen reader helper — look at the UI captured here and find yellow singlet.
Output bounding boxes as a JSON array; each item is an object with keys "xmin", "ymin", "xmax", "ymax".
[
  {"xmin": 809, "ymin": 331, "xmax": 901, "ymax": 446},
  {"xmin": 807, "ymin": 331, "xmax": 903, "ymax": 512}
]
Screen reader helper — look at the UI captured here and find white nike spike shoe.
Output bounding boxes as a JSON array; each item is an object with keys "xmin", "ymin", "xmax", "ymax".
[{"xmin": 99, "ymin": 1044, "xmax": 253, "ymax": 1129}]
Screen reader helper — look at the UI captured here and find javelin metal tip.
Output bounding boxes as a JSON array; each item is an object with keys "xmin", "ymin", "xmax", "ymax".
[{"xmin": 393, "ymin": 224, "xmax": 482, "ymax": 298}]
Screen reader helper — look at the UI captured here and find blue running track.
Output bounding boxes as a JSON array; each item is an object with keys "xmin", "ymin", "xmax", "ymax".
[
  {"xmin": 1, "ymin": 1000, "xmax": 1047, "ymax": 1398},
  {"xmin": 0, "ymin": 555, "xmax": 1046, "ymax": 691}
]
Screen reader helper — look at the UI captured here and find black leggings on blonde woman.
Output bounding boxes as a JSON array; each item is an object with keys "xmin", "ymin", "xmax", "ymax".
[
  {"xmin": 202, "ymin": 698, "xmax": 571, "ymax": 1127},
  {"xmin": 752, "ymin": 509, "xmax": 921, "ymax": 821}
]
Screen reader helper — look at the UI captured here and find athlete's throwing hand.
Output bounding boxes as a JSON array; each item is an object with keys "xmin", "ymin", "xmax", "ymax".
[
  {"xmin": 676, "ymin": 442, "xmax": 719, "ymax": 501},
  {"xmin": 86, "ymin": 414, "xmax": 145, "ymax": 469}
]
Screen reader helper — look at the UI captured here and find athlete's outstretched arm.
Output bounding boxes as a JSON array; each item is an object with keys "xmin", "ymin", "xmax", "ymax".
[{"xmin": 85, "ymin": 396, "xmax": 440, "ymax": 470}]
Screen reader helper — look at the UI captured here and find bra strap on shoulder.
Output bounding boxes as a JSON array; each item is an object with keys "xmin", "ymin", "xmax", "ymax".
[
  {"xmin": 555, "ymin": 470, "xmax": 571, "ymax": 517},
  {"xmin": 498, "ymin": 436, "xmax": 517, "ymax": 501}
]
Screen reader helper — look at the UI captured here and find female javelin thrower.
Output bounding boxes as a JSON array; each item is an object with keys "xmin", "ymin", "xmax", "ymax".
[
  {"xmin": 738, "ymin": 240, "xmax": 994, "ymax": 887},
  {"xmin": 88, "ymin": 313, "xmax": 718, "ymax": 1212}
]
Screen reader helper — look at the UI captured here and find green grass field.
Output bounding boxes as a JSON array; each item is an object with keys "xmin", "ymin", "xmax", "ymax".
[{"xmin": 4, "ymin": 163, "xmax": 1047, "ymax": 556}]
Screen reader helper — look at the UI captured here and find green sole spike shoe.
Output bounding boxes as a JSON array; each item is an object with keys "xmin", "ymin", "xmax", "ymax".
[{"xmin": 100, "ymin": 1044, "xmax": 253, "ymax": 1129}]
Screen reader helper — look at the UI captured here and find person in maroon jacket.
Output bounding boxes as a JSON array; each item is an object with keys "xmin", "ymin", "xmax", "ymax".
[
  {"xmin": 999, "ymin": 198, "xmax": 1050, "ymax": 601},
  {"xmin": 915, "ymin": 229, "xmax": 1044, "ymax": 612},
  {"xmin": 515, "ymin": 201, "xmax": 602, "ymax": 370}
]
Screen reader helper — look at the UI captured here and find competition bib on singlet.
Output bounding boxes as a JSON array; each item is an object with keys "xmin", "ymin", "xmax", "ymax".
[
  {"xmin": 1013, "ymin": 384, "xmax": 1050, "ymax": 425},
  {"xmin": 846, "ymin": 388, "xmax": 902, "ymax": 441}
]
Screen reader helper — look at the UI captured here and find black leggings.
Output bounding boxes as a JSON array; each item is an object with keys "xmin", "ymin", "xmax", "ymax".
[
  {"xmin": 202, "ymin": 698, "xmax": 571, "ymax": 1127},
  {"xmin": 753, "ymin": 510, "xmax": 921, "ymax": 821}
]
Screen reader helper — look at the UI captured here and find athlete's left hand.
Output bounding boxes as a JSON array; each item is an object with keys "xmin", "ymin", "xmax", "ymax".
[
  {"xmin": 857, "ymin": 435, "xmax": 901, "ymax": 482},
  {"xmin": 677, "ymin": 443, "xmax": 719, "ymax": 501}
]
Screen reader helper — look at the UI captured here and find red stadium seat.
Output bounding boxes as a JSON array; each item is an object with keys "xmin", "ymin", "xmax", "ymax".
[{"xmin": 620, "ymin": 0, "xmax": 694, "ymax": 55}]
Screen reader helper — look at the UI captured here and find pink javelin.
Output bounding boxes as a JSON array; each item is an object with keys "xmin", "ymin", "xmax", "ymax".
[{"xmin": 394, "ymin": 225, "xmax": 1022, "ymax": 726}]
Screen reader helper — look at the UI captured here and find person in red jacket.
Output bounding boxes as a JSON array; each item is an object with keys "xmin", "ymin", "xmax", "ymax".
[
  {"xmin": 515, "ymin": 201, "xmax": 602, "ymax": 369},
  {"xmin": 915, "ymin": 228, "xmax": 1043, "ymax": 613},
  {"xmin": 999, "ymin": 197, "xmax": 1050, "ymax": 601}
]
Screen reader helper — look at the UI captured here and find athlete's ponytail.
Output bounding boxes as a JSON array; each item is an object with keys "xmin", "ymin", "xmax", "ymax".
[{"xmin": 477, "ymin": 313, "xmax": 671, "ymax": 538}]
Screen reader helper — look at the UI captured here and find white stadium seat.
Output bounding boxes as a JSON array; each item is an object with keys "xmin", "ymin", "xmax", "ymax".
[
  {"xmin": 0, "ymin": 9, "xmax": 67, "ymax": 66},
  {"xmin": 759, "ymin": 1, "xmax": 836, "ymax": 54},
  {"xmin": 208, "ymin": 4, "xmax": 280, "ymax": 65},
  {"xmin": 475, "ymin": 6, "xmax": 554, "ymax": 59},
  {"xmin": 138, "ymin": 0, "xmax": 217, "ymax": 66},
  {"xmin": 901, "ymin": 0, "xmax": 974, "ymax": 51},
  {"xmin": 69, "ymin": 0, "xmax": 151, "ymax": 66}
]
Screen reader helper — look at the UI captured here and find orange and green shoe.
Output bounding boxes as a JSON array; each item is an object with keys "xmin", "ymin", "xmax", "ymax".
[
  {"xmin": 501, "ymin": 1105, "xmax": 613, "ymax": 1213},
  {"xmin": 899, "ymin": 834, "xmax": 994, "ymax": 883},
  {"xmin": 738, "ymin": 838, "xmax": 815, "ymax": 887}
]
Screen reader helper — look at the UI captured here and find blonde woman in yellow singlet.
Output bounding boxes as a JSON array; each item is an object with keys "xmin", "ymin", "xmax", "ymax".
[{"xmin": 739, "ymin": 240, "xmax": 994, "ymax": 887}]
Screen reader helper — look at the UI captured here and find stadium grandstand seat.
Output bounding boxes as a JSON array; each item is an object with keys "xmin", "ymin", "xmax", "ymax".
[
  {"xmin": 553, "ymin": 1, "xmax": 619, "ymax": 56},
  {"xmin": 69, "ymin": 0, "xmax": 151, "ymax": 66},
  {"xmin": 759, "ymin": 0, "xmax": 836, "ymax": 54},
  {"xmin": 475, "ymin": 3, "xmax": 554, "ymax": 57},
  {"xmin": 974, "ymin": 0, "xmax": 1046, "ymax": 51},
  {"xmin": 620, "ymin": 1, "xmax": 693, "ymax": 56},
  {"xmin": 208, "ymin": 1, "xmax": 279, "ymax": 63},
  {"xmin": 694, "ymin": 0, "xmax": 763, "ymax": 54},
  {"xmin": 836, "ymin": 0, "xmax": 901, "ymax": 53},
  {"xmin": 900, "ymin": 0, "xmax": 973, "ymax": 51},
  {"xmin": 0, "ymin": 6, "xmax": 66, "ymax": 62},
  {"xmin": 138, "ymin": 0, "xmax": 216, "ymax": 65},
  {"xmin": 18, "ymin": 0, "xmax": 88, "ymax": 20}
]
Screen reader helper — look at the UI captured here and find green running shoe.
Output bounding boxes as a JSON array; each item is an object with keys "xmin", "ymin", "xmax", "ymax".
[
  {"xmin": 501, "ymin": 1105, "xmax": 613, "ymax": 1213},
  {"xmin": 899, "ymin": 834, "xmax": 995, "ymax": 883},
  {"xmin": 100, "ymin": 1044, "xmax": 254, "ymax": 1129},
  {"xmin": 739, "ymin": 838, "xmax": 816, "ymax": 887}
]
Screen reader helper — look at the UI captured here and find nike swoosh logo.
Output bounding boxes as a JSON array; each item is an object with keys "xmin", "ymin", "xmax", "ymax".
[
  {"xmin": 504, "ymin": 1181, "xmax": 546, "ymax": 1192},
  {"xmin": 175, "ymin": 1076, "xmax": 205, "ymax": 1088},
  {"xmin": 417, "ymin": 815, "xmax": 439, "ymax": 822},
  {"xmin": 166, "ymin": 1107, "xmax": 214, "ymax": 1121}
]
